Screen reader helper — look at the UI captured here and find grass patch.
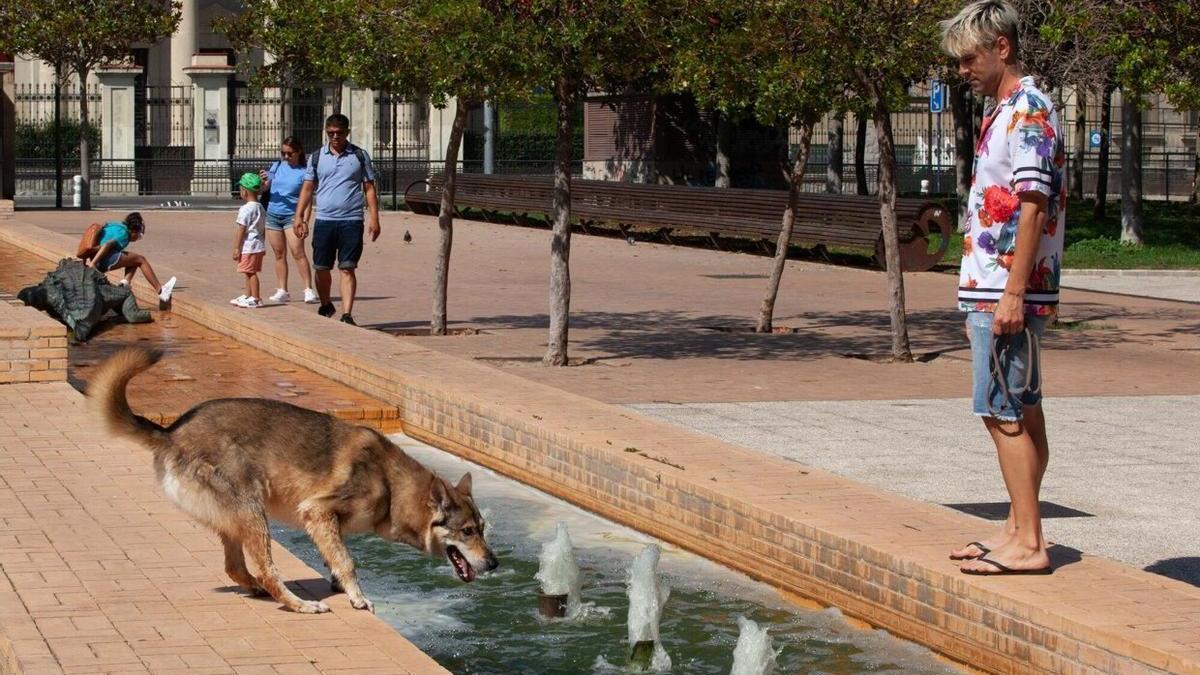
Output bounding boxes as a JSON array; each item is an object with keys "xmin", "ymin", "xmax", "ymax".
[{"xmin": 939, "ymin": 198, "xmax": 1200, "ymax": 270}]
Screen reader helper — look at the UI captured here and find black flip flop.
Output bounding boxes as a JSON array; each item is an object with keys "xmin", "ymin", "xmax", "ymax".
[
  {"xmin": 949, "ymin": 541, "xmax": 991, "ymax": 560},
  {"xmin": 961, "ymin": 556, "xmax": 1053, "ymax": 576}
]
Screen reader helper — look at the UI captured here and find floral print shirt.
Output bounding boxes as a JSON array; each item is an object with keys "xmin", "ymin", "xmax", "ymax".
[{"xmin": 958, "ymin": 76, "xmax": 1066, "ymax": 316}]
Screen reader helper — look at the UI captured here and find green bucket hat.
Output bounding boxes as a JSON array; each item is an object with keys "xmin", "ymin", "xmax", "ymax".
[{"xmin": 239, "ymin": 172, "xmax": 262, "ymax": 192}]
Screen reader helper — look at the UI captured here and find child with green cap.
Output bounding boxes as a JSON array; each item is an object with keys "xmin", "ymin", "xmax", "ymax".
[{"xmin": 232, "ymin": 172, "xmax": 268, "ymax": 308}]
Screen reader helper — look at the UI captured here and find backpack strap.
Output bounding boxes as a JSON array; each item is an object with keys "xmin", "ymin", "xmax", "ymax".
[{"xmin": 309, "ymin": 149, "xmax": 321, "ymax": 189}]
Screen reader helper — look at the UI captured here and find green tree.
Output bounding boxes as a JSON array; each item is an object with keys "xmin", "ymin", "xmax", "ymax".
[
  {"xmin": 1103, "ymin": 0, "xmax": 1200, "ymax": 231},
  {"xmin": 0, "ymin": 0, "xmax": 180, "ymax": 210},
  {"xmin": 216, "ymin": 0, "xmax": 355, "ymax": 114},
  {"xmin": 350, "ymin": 0, "xmax": 531, "ymax": 335},
  {"xmin": 495, "ymin": 0, "xmax": 671, "ymax": 366},
  {"xmin": 825, "ymin": 0, "xmax": 959, "ymax": 362},
  {"xmin": 672, "ymin": 0, "xmax": 843, "ymax": 333}
]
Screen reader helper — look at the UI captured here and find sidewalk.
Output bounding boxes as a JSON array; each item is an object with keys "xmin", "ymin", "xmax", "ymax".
[
  {"xmin": 1061, "ymin": 269, "xmax": 1200, "ymax": 304},
  {"xmin": 11, "ymin": 209, "xmax": 1200, "ymax": 403},
  {"xmin": 3, "ymin": 216, "xmax": 1199, "ymax": 673},
  {"xmin": 0, "ymin": 382, "xmax": 447, "ymax": 675}
]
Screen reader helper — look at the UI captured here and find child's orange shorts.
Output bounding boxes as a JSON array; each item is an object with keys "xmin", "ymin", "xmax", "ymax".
[{"xmin": 237, "ymin": 251, "xmax": 264, "ymax": 273}]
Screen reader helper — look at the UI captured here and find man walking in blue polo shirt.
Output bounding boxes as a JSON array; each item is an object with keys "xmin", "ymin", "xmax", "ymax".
[{"xmin": 293, "ymin": 113, "xmax": 381, "ymax": 326}]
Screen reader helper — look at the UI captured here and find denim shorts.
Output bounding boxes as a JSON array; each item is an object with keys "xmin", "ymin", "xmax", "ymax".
[
  {"xmin": 967, "ymin": 311, "xmax": 1049, "ymax": 421},
  {"xmin": 264, "ymin": 212, "xmax": 293, "ymax": 231},
  {"xmin": 311, "ymin": 219, "xmax": 364, "ymax": 270},
  {"xmin": 96, "ymin": 249, "xmax": 123, "ymax": 272}
]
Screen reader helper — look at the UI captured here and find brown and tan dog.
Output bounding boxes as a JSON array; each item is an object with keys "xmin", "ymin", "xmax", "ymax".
[{"xmin": 89, "ymin": 347, "xmax": 497, "ymax": 613}]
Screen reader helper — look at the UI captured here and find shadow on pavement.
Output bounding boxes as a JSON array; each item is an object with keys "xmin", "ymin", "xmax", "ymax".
[{"xmin": 1145, "ymin": 558, "xmax": 1200, "ymax": 588}]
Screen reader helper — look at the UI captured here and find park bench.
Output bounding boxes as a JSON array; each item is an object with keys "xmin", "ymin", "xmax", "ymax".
[{"xmin": 404, "ymin": 174, "xmax": 951, "ymax": 271}]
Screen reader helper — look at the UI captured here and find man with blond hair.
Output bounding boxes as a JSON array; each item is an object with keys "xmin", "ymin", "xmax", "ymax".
[{"xmin": 940, "ymin": 0, "xmax": 1065, "ymax": 576}]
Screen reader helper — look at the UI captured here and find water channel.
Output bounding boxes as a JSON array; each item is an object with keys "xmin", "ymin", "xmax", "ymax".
[{"xmin": 273, "ymin": 437, "xmax": 960, "ymax": 675}]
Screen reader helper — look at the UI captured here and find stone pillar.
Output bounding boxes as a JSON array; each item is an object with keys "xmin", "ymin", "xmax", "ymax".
[
  {"xmin": 0, "ymin": 53, "xmax": 15, "ymax": 213},
  {"xmin": 170, "ymin": 0, "xmax": 198, "ymax": 85},
  {"xmin": 185, "ymin": 55, "xmax": 235, "ymax": 195},
  {"xmin": 96, "ymin": 65, "xmax": 141, "ymax": 196},
  {"xmin": 428, "ymin": 98, "xmax": 464, "ymax": 167},
  {"xmin": 343, "ymin": 83, "xmax": 377, "ymax": 155}
]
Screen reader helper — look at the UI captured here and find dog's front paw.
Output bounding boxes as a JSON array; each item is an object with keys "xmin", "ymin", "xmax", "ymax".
[
  {"xmin": 349, "ymin": 595, "xmax": 375, "ymax": 613},
  {"xmin": 294, "ymin": 600, "xmax": 331, "ymax": 614}
]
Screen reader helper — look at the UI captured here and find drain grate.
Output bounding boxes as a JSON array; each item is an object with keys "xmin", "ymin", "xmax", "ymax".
[{"xmin": 943, "ymin": 501, "xmax": 1095, "ymax": 520}]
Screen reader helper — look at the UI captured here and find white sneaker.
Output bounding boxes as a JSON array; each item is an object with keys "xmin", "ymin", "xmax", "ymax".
[
  {"xmin": 230, "ymin": 294, "xmax": 248, "ymax": 305},
  {"xmin": 269, "ymin": 289, "xmax": 291, "ymax": 303},
  {"xmin": 116, "ymin": 279, "xmax": 129, "ymax": 287},
  {"xmin": 303, "ymin": 288, "xmax": 319, "ymax": 304},
  {"xmin": 158, "ymin": 276, "xmax": 177, "ymax": 303},
  {"xmin": 236, "ymin": 296, "xmax": 263, "ymax": 308}
]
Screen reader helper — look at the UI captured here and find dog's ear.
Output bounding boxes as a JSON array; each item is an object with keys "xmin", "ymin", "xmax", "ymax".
[
  {"xmin": 455, "ymin": 473, "xmax": 473, "ymax": 496},
  {"xmin": 428, "ymin": 478, "xmax": 453, "ymax": 513}
]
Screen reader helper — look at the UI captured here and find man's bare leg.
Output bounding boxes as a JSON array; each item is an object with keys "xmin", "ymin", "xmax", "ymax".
[
  {"xmin": 959, "ymin": 414, "xmax": 1051, "ymax": 572},
  {"xmin": 315, "ymin": 268, "xmax": 333, "ymax": 305},
  {"xmin": 950, "ymin": 404, "xmax": 1049, "ymax": 559},
  {"xmin": 339, "ymin": 269, "xmax": 356, "ymax": 316}
]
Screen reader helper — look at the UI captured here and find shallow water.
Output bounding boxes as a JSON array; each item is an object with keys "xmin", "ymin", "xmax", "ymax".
[{"xmin": 272, "ymin": 439, "xmax": 959, "ymax": 675}]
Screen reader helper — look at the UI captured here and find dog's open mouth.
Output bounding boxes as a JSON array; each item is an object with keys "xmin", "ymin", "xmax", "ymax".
[{"xmin": 446, "ymin": 545, "xmax": 476, "ymax": 582}]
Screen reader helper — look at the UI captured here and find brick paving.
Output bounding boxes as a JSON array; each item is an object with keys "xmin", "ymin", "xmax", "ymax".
[
  {"xmin": 0, "ymin": 241, "xmax": 400, "ymax": 432},
  {"xmin": 12, "ymin": 209, "xmax": 1200, "ymax": 403},
  {"xmin": 0, "ymin": 382, "xmax": 447, "ymax": 675},
  {"xmin": 3, "ymin": 217, "xmax": 1200, "ymax": 673}
]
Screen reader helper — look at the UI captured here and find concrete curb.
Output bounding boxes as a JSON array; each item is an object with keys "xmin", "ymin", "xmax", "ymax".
[
  {"xmin": 2, "ymin": 220, "xmax": 1199, "ymax": 675},
  {"xmin": 1064, "ymin": 269, "xmax": 1200, "ymax": 277}
]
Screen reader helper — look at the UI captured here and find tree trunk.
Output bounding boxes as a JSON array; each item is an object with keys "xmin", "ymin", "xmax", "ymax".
[
  {"xmin": 331, "ymin": 81, "xmax": 343, "ymax": 115},
  {"xmin": 1119, "ymin": 92, "xmax": 1144, "ymax": 245},
  {"xmin": 757, "ymin": 121, "xmax": 814, "ymax": 333},
  {"xmin": 544, "ymin": 79, "xmax": 577, "ymax": 366},
  {"xmin": 1192, "ymin": 124, "xmax": 1199, "ymax": 204},
  {"xmin": 77, "ymin": 66, "xmax": 91, "ymax": 211},
  {"xmin": 1094, "ymin": 84, "xmax": 1113, "ymax": 219},
  {"xmin": 826, "ymin": 113, "xmax": 843, "ymax": 194},
  {"xmin": 714, "ymin": 111, "xmax": 731, "ymax": 188},
  {"xmin": 871, "ymin": 92, "xmax": 913, "ymax": 362},
  {"xmin": 431, "ymin": 100, "xmax": 468, "ymax": 335},
  {"xmin": 950, "ymin": 81, "xmax": 974, "ymax": 231},
  {"xmin": 1071, "ymin": 88, "xmax": 1086, "ymax": 200},
  {"xmin": 854, "ymin": 114, "xmax": 868, "ymax": 195}
]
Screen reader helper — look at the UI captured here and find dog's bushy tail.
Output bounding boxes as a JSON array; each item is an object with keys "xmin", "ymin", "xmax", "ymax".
[{"xmin": 88, "ymin": 347, "xmax": 169, "ymax": 451}]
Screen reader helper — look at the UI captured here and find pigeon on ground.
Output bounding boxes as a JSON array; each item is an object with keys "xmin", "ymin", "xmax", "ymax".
[
  {"xmin": 403, "ymin": 230, "xmax": 413, "ymax": 243},
  {"xmin": 626, "ymin": 236, "xmax": 636, "ymax": 246}
]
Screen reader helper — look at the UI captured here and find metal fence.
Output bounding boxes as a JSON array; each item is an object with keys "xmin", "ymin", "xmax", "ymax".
[{"xmin": 232, "ymin": 85, "xmax": 336, "ymax": 158}]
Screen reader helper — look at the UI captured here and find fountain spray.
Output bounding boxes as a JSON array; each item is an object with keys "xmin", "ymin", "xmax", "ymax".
[
  {"xmin": 627, "ymin": 544, "xmax": 672, "ymax": 671},
  {"xmin": 535, "ymin": 522, "xmax": 581, "ymax": 618},
  {"xmin": 730, "ymin": 616, "xmax": 777, "ymax": 675}
]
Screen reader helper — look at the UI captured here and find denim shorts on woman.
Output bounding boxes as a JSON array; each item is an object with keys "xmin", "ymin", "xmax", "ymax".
[
  {"xmin": 967, "ymin": 311, "xmax": 1049, "ymax": 421},
  {"xmin": 96, "ymin": 249, "xmax": 123, "ymax": 272},
  {"xmin": 264, "ymin": 212, "xmax": 293, "ymax": 231}
]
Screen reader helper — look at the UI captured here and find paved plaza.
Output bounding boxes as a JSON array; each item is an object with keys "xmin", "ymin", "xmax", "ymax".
[
  {"xmin": 2, "ymin": 209, "xmax": 1199, "ymax": 673},
  {"xmin": 633, "ymin": 395, "xmax": 1200, "ymax": 584}
]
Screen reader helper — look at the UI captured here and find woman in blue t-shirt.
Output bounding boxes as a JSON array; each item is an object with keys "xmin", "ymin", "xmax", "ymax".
[
  {"xmin": 259, "ymin": 137, "xmax": 317, "ymax": 304},
  {"xmin": 83, "ymin": 212, "xmax": 176, "ymax": 304}
]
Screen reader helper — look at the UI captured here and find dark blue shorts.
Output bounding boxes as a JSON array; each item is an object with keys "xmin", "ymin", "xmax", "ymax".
[{"xmin": 312, "ymin": 219, "xmax": 363, "ymax": 270}]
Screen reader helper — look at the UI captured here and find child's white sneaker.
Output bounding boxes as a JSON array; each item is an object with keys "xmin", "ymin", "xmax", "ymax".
[
  {"xmin": 230, "ymin": 294, "xmax": 248, "ymax": 305},
  {"xmin": 303, "ymin": 288, "xmax": 319, "ymax": 304},
  {"xmin": 236, "ymin": 296, "xmax": 262, "ymax": 308},
  {"xmin": 116, "ymin": 279, "xmax": 129, "ymax": 287},
  {"xmin": 269, "ymin": 288, "xmax": 290, "ymax": 303},
  {"xmin": 158, "ymin": 276, "xmax": 177, "ymax": 303}
]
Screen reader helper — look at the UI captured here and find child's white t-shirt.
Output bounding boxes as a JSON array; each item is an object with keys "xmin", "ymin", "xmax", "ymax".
[{"xmin": 236, "ymin": 202, "xmax": 267, "ymax": 255}]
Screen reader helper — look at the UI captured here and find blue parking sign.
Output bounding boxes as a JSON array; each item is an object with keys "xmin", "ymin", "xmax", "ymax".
[{"xmin": 930, "ymin": 80, "xmax": 946, "ymax": 113}]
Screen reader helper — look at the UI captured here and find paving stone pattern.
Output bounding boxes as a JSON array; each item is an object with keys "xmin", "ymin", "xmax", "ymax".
[
  {"xmin": 0, "ymin": 242, "xmax": 400, "ymax": 432},
  {"xmin": 0, "ymin": 382, "xmax": 447, "ymax": 675}
]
